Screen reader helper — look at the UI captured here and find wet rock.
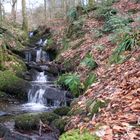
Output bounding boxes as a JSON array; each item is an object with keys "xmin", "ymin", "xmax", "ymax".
[
  {"xmin": 0, "ymin": 123, "xmax": 59, "ymax": 140},
  {"xmin": 43, "ymin": 87, "xmax": 72, "ymax": 104},
  {"xmin": 0, "ymin": 111, "xmax": 10, "ymax": 117},
  {"xmin": 0, "ymin": 124, "xmax": 10, "ymax": 138}
]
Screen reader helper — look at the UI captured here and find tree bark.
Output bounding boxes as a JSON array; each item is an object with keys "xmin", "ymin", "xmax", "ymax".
[
  {"xmin": 44, "ymin": 0, "xmax": 47, "ymax": 22},
  {"xmin": 22, "ymin": 0, "xmax": 28, "ymax": 32},
  {"xmin": 11, "ymin": 0, "xmax": 17, "ymax": 22}
]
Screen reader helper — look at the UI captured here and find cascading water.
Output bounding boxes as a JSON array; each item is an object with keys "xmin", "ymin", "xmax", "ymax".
[
  {"xmin": 36, "ymin": 48, "xmax": 42, "ymax": 62},
  {"xmin": 22, "ymin": 39, "xmax": 67, "ymax": 112},
  {"xmin": 23, "ymin": 75, "xmax": 48, "ymax": 111},
  {"xmin": 35, "ymin": 72, "xmax": 47, "ymax": 83}
]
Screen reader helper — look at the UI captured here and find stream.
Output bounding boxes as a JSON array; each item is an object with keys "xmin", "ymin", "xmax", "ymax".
[{"xmin": 0, "ymin": 34, "xmax": 71, "ymax": 140}]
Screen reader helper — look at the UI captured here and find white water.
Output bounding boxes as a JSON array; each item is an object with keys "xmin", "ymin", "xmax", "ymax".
[
  {"xmin": 36, "ymin": 48, "xmax": 42, "ymax": 62},
  {"xmin": 22, "ymin": 72, "xmax": 47, "ymax": 111},
  {"xmin": 35, "ymin": 72, "xmax": 47, "ymax": 83}
]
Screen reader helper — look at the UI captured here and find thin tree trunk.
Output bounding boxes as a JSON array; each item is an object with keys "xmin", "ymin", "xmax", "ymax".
[
  {"xmin": 22, "ymin": 0, "xmax": 28, "ymax": 32},
  {"xmin": 0, "ymin": 0, "xmax": 2, "ymax": 23},
  {"xmin": 11, "ymin": 0, "xmax": 17, "ymax": 22},
  {"xmin": 44, "ymin": 0, "xmax": 47, "ymax": 22}
]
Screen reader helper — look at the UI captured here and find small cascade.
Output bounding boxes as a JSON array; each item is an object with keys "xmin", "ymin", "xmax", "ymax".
[
  {"xmin": 28, "ymin": 88, "xmax": 45, "ymax": 104},
  {"xmin": 36, "ymin": 48, "xmax": 42, "ymax": 62},
  {"xmin": 35, "ymin": 72, "xmax": 47, "ymax": 83},
  {"xmin": 25, "ymin": 51, "xmax": 32, "ymax": 62}
]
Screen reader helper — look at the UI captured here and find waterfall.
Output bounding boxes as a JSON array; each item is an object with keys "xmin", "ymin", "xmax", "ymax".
[
  {"xmin": 36, "ymin": 48, "xmax": 42, "ymax": 62},
  {"xmin": 25, "ymin": 52, "xmax": 31, "ymax": 62},
  {"xmin": 28, "ymin": 87, "xmax": 46, "ymax": 104},
  {"xmin": 35, "ymin": 72, "xmax": 47, "ymax": 83}
]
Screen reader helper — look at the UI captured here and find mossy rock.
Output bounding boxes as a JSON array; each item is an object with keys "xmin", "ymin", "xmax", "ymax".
[
  {"xmin": 60, "ymin": 129, "xmax": 100, "ymax": 140},
  {"xmin": 52, "ymin": 118, "xmax": 67, "ymax": 134},
  {"xmin": 86, "ymin": 99, "xmax": 107, "ymax": 115},
  {"xmin": 40, "ymin": 112, "xmax": 60, "ymax": 124},
  {"xmin": 53, "ymin": 107, "xmax": 71, "ymax": 116},
  {"xmin": 0, "ymin": 70, "xmax": 28, "ymax": 100},
  {"xmin": 0, "ymin": 91, "xmax": 8, "ymax": 99},
  {"xmin": 15, "ymin": 114, "xmax": 39, "ymax": 131}
]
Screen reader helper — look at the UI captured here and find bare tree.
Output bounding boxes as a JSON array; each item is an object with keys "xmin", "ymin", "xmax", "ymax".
[
  {"xmin": 11, "ymin": 0, "xmax": 17, "ymax": 22},
  {"xmin": 22, "ymin": 0, "xmax": 28, "ymax": 32},
  {"xmin": 44, "ymin": 0, "xmax": 47, "ymax": 22}
]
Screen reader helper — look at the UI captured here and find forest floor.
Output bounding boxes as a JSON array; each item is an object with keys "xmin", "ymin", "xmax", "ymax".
[{"xmin": 48, "ymin": 0, "xmax": 140, "ymax": 139}]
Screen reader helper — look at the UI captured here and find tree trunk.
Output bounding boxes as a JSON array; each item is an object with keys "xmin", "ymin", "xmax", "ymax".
[
  {"xmin": 44, "ymin": 0, "xmax": 47, "ymax": 22},
  {"xmin": 22, "ymin": 0, "xmax": 28, "ymax": 32},
  {"xmin": 0, "ymin": 0, "xmax": 2, "ymax": 23},
  {"xmin": 11, "ymin": 0, "xmax": 17, "ymax": 22}
]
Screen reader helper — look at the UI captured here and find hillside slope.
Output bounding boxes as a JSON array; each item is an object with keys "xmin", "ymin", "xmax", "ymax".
[{"xmin": 49, "ymin": 0, "xmax": 140, "ymax": 139}]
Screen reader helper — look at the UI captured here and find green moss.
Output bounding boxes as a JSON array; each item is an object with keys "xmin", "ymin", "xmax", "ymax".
[
  {"xmin": 53, "ymin": 107, "xmax": 71, "ymax": 116},
  {"xmin": 15, "ymin": 114, "xmax": 39, "ymax": 131},
  {"xmin": 40, "ymin": 112, "xmax": 60, "ymax": 124},
  {"xmin": 0, "ymin": 70, "xmax": 27, "ymax": 99},
  {"xmin": 52, "ymin": 118, "xmax": 67, "ymax": 134},
  {"xmin": 0, "ymin": 91, "xmax": 8, "ymax": 98},
  {"xmin": 60, "ymin": 129, "xmax": 100, "ymax": 140}
]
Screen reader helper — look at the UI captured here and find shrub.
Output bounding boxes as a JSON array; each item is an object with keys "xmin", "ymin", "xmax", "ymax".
[
  {"xmin": 57, "ymin": 73, "xmax": 81, "ymax": 97},
  {"xmin": 81, "ymin": 53, "xmax": 98, "ymax": 70},
  {"xmin": 60, "ymin": 129, "xmax": 100, "ymax": 140}
]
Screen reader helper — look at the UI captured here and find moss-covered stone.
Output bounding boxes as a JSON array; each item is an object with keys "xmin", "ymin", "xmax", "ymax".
[
  {"xmin": 15, "ymin": 114, "xmax": 39, "ymax": 131},
  {"xmin": 52, "ymin": 118, "xmax": 67, "ymax": 134},
  {"xmin": 53, "ymin": 107, "xmax": 71, "ymax": 116},
  {"xmin": 0, "ymin": 91, "xmax": 8, "ymax": 99},
  {"xmin": 40, "ymin": 112, "xmax": 60, "ymax": 124},
  {"xmin": 0, "ymin": 70, "xmax": 28, "ymax": 100},
  {"xmin": 60, "ymin": 129, "xmax": 100, "ymax": 140}
]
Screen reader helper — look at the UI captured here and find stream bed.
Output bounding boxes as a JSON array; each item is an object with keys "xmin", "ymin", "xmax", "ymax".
[{"xmin": 0, "ymin": 36, "xmax": 71, "ymax": 140}]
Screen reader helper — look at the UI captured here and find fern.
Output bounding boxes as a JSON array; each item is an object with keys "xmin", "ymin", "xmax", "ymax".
[
  {"xmin": 94, "ymin": 6, "xmax": 117, "ymax": 20},
  {"xmin": 81, "ymin": 53, "xmax": 98, "ymax": 70},
  {"xmin": 84, "ymin": 73, "xmax": 97, "ymax": 90},
  {"xmin": 110, "ymin": 30, "xmax": 139, "ymax": 64},
  {"xmin": 57, "ymin": 73, "xmax": 81, "ymax": 97},
  {"xmin": 67, "ymin": 8, "xmax": 78, "ymax": 22}
]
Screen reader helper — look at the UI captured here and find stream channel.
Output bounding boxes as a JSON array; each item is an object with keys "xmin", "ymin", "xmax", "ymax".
[{"xmin": 0, "ymin": 34, "xmax": 71, "ymax": 140}]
